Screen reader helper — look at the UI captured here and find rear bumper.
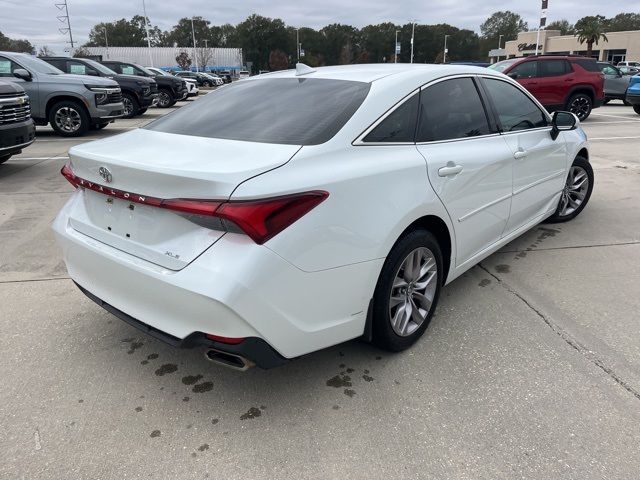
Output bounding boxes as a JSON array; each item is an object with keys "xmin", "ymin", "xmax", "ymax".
[
  {"xmin": 53, "ymin": 192, "xmax": 381, "ymax": 360},
  {"xmin": 76, "ymin": 282, "xmax": 287, "ymax": 369}
]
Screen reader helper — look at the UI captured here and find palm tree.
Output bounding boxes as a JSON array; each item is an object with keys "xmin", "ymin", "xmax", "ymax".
[{"xmin": 574, "ymin": 15, "xmax": 608, "ymax": 58}]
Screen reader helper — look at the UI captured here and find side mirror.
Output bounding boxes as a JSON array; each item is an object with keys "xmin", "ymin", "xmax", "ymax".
[
  {"xmin": 507, "ymin": 72, "xmax": 519, "ymax": 79},
  {"xmin": 13, "ymin": 68, "xmax": 31, "ymax": 81},
  {"xmin": 550, "ymin": 111, "xmax": 577, "ymax": 140}
]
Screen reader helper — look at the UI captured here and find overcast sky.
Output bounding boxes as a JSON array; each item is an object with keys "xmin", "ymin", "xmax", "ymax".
[{"xmin": 1, "ymin": 0, "xmax": 639, "ymax": 53}]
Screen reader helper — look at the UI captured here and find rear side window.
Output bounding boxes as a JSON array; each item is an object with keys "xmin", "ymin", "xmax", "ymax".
[
  {"xmin": 416, "ymin": 77, "xmax": 490, "ymax": 142},
  {"xmin": 483, "ymin": 78, "xmax": 547, "ymax": 132},
  {"xmin": 540, "ymin": 60, "xmax": 570, "ymax": 77},
  {"xmin": 572, "ymin": 59, "xmax": 600, "ymax": 72},
  {"xmin": 103, "ymin": 63, "xmax": 121, "ymax": 74},
  {"xmin": 146, "ymin": 78, "xmax": 370, "ymax": 145},
  {"xmin": 510, "ymin": 61, "xmax": 538, "ymax": 79},
  {"xmin": 363, "ymin": 92, "xmax": 419, "ymax": 143}
]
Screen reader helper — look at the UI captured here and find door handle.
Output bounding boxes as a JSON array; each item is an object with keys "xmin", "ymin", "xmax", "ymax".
[
  {"xmin": 513, "ymin": 149, "xmax": 528, "ymax": 160},
  {"xmin": 438, "ymin": 164, "xmax": 463, "ymax": 177}
]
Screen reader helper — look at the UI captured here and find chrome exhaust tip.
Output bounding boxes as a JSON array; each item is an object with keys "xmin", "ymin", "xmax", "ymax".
[{"xmin": 205, "ymin": 348, "xmax": 254, "ymax": 371}]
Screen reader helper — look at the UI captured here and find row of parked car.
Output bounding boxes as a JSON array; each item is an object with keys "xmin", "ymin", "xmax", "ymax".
[
  {"xmin": 0, "ymin": 51, "xmax": 231, "ymax": 164},
  {"xmin": 489, "ymin": 54, "xmax": 640, "ymax": 120}
]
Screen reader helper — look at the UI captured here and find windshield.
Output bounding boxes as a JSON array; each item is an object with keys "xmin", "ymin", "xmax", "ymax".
[
  {"xmin": 14, "ymin": 54, "xmax": 63, "ymax": 74},
  {"xmin": 150, "ymin": 68, "xmax": 171, "ymax": 76},
  {"xmin": 487, "ymin": 60, "xmax": 518, "ymax": 73},
  {"xmin": 145, "ymin": 78, "xmax": 371, "ymax": 145},
  {"xmin": 133, "ymin": 64, "xmax": 156, "ymax": 76},
  {"xmin": 83, "ymin": 59, "xmax": 117, "ymax": 76}
]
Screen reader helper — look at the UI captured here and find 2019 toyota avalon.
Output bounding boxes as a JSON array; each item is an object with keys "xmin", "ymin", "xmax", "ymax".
[{"xmin": 53, "ymin": 64, "xmax": 593, "ymax": 370}]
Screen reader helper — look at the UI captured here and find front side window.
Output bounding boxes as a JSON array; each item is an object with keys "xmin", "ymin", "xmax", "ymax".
[
  {"xmin": 483, "ymin": 78, "xmax": 547, "ymax": 132},
  {"xmin": 0, "ymin": 56, "xmax": 22, "ymax": 77},
  {"xmin": 510, "ymin": 61, "xmax": 538, "ymax": 79},
  {"xmin": 416, "ymin": 77, "xmax": 490, "ymax": 142},
  {"xmin": 146, "ymin": 78, "xmax": 370, "ymax": 145},
  {"xmin": 68, "ymin": 61, "xmax": 89, "ymax": 75},
  {"xmin": 363, "ymin": 92, "xmax": 419, "ymax": 143}
]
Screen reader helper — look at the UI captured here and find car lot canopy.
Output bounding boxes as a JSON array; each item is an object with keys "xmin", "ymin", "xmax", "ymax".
[{"xmin": 145, "ymin": 78, "xmax": 370, "ymax": 145}]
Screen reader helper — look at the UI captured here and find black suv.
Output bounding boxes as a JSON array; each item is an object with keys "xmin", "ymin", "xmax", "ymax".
[
  {"xmin": 41, "ymin": 57, "xmax": 158, "ymax": 118},
  {"xmin": 101, "ymin": 61, "xmax": 187, "ymax": 108},
  {"xmin": 0, "ymin": 80, "xmax": 35, "ymax": 164}
]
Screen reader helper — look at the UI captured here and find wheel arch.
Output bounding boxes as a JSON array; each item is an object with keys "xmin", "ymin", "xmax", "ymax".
[
  {"xmin": 566, "ymin": 85, "xmax": 596, "ymax": 105},
  {"xmin": 577, "ymin": 147, "xmax": 589, "ymax": 161},
  {"xmin": 398, "ymin": 215, "xmax": 453, "ymax": 283},
  {"xmin": 45, "ymin": 94, "xmax": 90, "ymax": 119}
]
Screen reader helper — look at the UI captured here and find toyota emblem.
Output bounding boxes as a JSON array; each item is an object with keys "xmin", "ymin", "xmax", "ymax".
[{"xmin": 98, "ymin": 166, "xmax": 113, "ymax": 183}]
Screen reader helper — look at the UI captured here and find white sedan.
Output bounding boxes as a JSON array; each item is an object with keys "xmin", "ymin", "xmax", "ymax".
[{"xmin": 54, "ymin": 64, "xmax": 592, "ymax": 370}]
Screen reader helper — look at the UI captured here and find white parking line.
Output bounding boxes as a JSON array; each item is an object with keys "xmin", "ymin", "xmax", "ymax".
[
  {"xmin": 589, "ymin": 136, "xmax": 640, "ymax": 141},
  {"xmin": 15, "ymin": 156, "xmax": 69, "ymax": 160},
  {"xmin": 590, "ymin": 113, "xmax": 640, "ymax": 121},
  {"xmin": 583, "ymin": 120, "xmax": 640, "ymax": 125}
]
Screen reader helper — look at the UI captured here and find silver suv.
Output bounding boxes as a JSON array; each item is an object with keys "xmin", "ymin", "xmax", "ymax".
[{"xmin": 0, "ymin": 52, "xmax": 124, "ymax": 137}]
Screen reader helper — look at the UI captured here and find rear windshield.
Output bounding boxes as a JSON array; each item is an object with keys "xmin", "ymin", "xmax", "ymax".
[
  {"xmin": 572, "ymin": 59, "xmax": 600, "ymax": 72},
  {"xmin": 487, "ymin": 60, "xmax": 518, "ymax": 73},
  {"xmin": 145, "ymin": 78, "xmax": 371, "ymax": 145}
]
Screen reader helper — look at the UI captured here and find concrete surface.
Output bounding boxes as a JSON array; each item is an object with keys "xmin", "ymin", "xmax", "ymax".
[{"xmin": 1, "ymin": 100, "xmax": 639, "ymax": 479}]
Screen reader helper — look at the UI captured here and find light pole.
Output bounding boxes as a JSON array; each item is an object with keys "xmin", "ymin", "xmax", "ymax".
[
  {"xmin": 395, "ymin": 30, "xmax": 399, "ymax": 63},
  {"xmin": 104, "ymin": 26, "xmax": 109, "ymax": 59},
  {"xmin": 443, "ymin": 34, "xmax": 450, "ymax": 64},
  {"xmin": 296, "ymin": 28, "xmax": 300, "ymax": 61},
  {"xmin": 141, "ymin": 0, "xmax": 153, "ymax": 66},
  {"xmin": 191, "ymin": 17, "xmax": 198, "ymax": 71},
  {"xmin": 410, "ymin": 22, "xmax": 415, "ymax": 64}
]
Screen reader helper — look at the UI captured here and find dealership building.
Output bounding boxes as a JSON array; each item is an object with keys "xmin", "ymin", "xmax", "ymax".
[
  {"xmin": 75, "ymin": 47, "xmax": 243, "ymax": 72},
  {"xmin": 489, "ymin": 29, "xmax": 640, "ymax": 64}
]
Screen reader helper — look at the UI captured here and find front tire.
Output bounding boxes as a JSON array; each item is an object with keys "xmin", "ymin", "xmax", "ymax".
[
  {"xmin": 566, "ymin": 93, "xmax": 593, "ymax": 121},
  {"xmin": 371, "ymin": 230, "xmax": 443, "ymax": 352},
  {"xmin": 0, "ymin": 154, "xmax": 12, "ymax": 164},
  {"xmin": 634, "ymin": 105, "xmax": 640, "ymax": 115},
  {"xmin": 122, "ymin": 92, "xmax": 139, "ymax": 118},
  {"xmin": 547, "ymin": 156, "xmax": 593, "ymax": 223},
  {"xmin": 48, "ymin": 100, "xmax": 89, "ymax": 137},
  {"xmin": 157, "ymin": 88, "xmax": 175, "ymax": 108}
]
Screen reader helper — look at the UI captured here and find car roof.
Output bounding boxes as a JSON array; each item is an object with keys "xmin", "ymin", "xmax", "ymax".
[{"xmin": 248, "ymin": 63, "xmax": 498, "ymax": 84}]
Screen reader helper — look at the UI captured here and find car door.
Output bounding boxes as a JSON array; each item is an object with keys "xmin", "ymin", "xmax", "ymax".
[
  {"xmin": 0, "ymin": 55, "xmax": 40, "ymax": 118},
  {"xmin": 536, "ymin": 59, "xmax": 573, "ymax": 107},
  {"xmin": 509, "ymin": 60, "xmax": 542, "ymax": 102},
  {"xmin": 415, "ymin": 76, "xmax": 514, "ymax": 267},
  {"xmin": 481, "ymin": 76, "xmax": 568, "ymax": 235}
]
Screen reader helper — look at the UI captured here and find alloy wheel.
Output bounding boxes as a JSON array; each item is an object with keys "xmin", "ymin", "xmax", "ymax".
[
  {"xmin": 389, "ymin": 247, "xmax": 438, "ymax": 337},
  {"xmin": 54, "ymin": 106, "xmax": 82, "ymax": 133},
  {"xmin": 123, "ymin": 97, "xmax": 134, "ymax": 116},
  {"xmin": 158, "ymin": 91, "xmax": 171, "ymax": 107},
  {"xmin": 558, "ymin": 166, "xmax": 589, "ymax": 217},
  {"xmin": 569, "ymin": 96, "xmax": 591, "ymax": 120}
]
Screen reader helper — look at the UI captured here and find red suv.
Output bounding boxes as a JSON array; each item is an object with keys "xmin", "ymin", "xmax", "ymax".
[{"xmin": 489, "ymin": 55, "xmax": 605, "ymax": 121}]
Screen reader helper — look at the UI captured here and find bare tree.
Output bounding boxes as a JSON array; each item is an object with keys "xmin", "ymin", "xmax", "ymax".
[
  {"xmin": 37, "ymin": 45, "xmax": 55, "ymax": 57},
  {"xmin": 175, "ymin": 51, "xmax": 192, "ymax": 70},
  {"xmin": 72, "ymin": 47, "xmax": 92, "ymax": 58},
  {"xmin": 195, "ymin": 48, "xmax": 213, "ymax": 70}
]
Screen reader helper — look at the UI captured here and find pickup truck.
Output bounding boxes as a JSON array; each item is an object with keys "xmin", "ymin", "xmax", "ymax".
[
  {"xmin": 0, "ymin": 80, "xmax": 35, "ymax": 164},
  {"xmin": 0, "ymin": 51, "xmax": 124, "ymax": 136}
]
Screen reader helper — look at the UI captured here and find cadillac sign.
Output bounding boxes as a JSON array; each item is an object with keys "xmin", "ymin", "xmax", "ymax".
[{"xmin": 518, "ymin": 43, "xmax": 543, "ymax": 52}]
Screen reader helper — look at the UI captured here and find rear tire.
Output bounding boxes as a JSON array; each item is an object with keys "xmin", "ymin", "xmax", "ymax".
[
  {"xmin": 566, "ymin": 93, "xmax": 593, "ymax": 121},
  {"xmin": 138, "ymin": 107, "xmax": 148, "ymax": 115},
  {"xmin": 634, "ymin": 105, "xmax": 640, "ymax": 115},
  {"xmin": 48, "ymin": 100, "xmax": 89, "ymax": 137},
  {"xmin": 547, "ymin": 156, "xmax": 593, "ymax": 223},
  {"xmin": 371, "ymin": 229, "xmax": 443, "ymax": 352}
]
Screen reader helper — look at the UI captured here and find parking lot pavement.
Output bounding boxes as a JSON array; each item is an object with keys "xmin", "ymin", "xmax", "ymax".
[{"xmin": 1, "ymin": 101, "xmax": 639, "ymax": 479}]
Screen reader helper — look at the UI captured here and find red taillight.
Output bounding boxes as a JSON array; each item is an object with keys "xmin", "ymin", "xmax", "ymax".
[
  {"xmin": 60, "ymin": 163, "xmax": 328, "ymax": 244},
  {"xmin": 216, "ymin": 191, "xmax": 328, "ymax": 244},
  {"xmin": 205, "ymin": 334, "xmax": 245, "ymax": 345},
  {"xmin": 61, "ymin": 164, "xmax": 79, "ymax": 188}
]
